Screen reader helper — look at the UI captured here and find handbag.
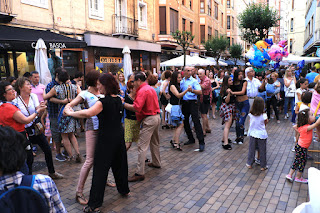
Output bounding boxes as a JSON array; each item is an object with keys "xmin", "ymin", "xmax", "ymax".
[
  {"xmin": 165, "ymin": 103, "xmax": 172, "ymax": 113},
  {"xmin": 19, "ymin": 96, "xmax": 44, "ymax": 136}
]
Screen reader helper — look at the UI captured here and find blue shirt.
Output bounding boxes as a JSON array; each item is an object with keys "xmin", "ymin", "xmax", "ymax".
[
  {"xmin": 180, "ymin": 76, "xmax": 202, "ymax": 101},
  {"xmin": 45, "ymin": 79, "xmax": 60, "ymax": 119},
  {"xmin": 306, "ymin": 72, "xmax": 319, "ymax": 83}
]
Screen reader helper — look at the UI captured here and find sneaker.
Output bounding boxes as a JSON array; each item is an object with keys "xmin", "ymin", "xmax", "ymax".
[
  {"xmin": 277, "ymin": 120, "xmax": 280, "ymax": 124},
  {"xmin": 55, "ymin": 153, "xmax": 66, "ymax": 162},
  {"xmin": 294, "ymin": 177, "xmax": 308, "ymax": 184},
  {"xmin": 238, "ymin": 138, "xmax": 243, "ymax": 145},
  {"xmin": 284, "ymin": 113, "xmax": 289, "ymax": 119},
  {"xmin": 291, "ymin": 147, "xmax": 295, "ymax": 152},
  {"xmin": 233, "ymin": 138, "xmax": 239, "ymax": 144},
  {"xmin": 62, "ymin": 150, "xmax": 69, "ymax": 157},
  {"xmin": 255, "ymin": 158, "xmax": 261, "ymax": 165},
  {"xmin": 286, "ymin": 175, "xmax": 293, "ymax": 182}
]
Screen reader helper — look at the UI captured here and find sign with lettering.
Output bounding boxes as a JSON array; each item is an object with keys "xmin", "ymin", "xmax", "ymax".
[
  {"xmin": 31, "ymin": 42, "xmax": 67, "ymax": 49},
  {"xmin": 100, "ymin": 57, "xmax": 123, "ymax": 63}
]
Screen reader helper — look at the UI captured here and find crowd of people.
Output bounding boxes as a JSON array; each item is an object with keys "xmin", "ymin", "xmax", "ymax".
[{"xmin": 0, "ymin": 63, "xmax": 320, "ymax": 212}]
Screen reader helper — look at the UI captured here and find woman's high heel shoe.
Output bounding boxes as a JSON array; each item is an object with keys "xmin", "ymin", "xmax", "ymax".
[
  {"xmin": 170, "ymin": 140, "xmax": 175, "ymax": 148},
  {"xmin": 174, "ymin": 142, "xmax": 182, "ymax": 151}
]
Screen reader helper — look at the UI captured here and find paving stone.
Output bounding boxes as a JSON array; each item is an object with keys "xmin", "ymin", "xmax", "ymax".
[{"xmin": 31, "ymin": 118, "xmax": 315, "ymax": 212}]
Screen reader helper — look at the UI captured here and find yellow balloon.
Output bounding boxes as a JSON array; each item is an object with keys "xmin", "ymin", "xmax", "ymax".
[
  {"xmin": 255, "ymin": 40, "xmax": 269, "ymax": 51},
  {"xmin": 315, "ymin": 63, "xmax": 320, "ymax": 69}
]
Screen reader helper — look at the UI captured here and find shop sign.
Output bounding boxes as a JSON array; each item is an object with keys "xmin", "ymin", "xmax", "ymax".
[
  {"xmin": 100, "ymin": 57, "xmax": 122, "ymax": 63},
  {"xmin": 31, "ymin": 42, "xmax": 67, "ymax": 49}
]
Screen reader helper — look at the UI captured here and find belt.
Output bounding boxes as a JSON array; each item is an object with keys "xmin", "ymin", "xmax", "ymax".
[{"xmin": 182, "ymin": 100, "xmax": 197, "ymax": 103}]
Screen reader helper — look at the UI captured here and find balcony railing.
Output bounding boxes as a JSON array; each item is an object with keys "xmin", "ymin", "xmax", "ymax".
[
  {"xmin": 112, "ymin": 14, "xmax": 138, "ymax": 37},
  {"xmin": 0, "ymin": 0, "xmax": 12, "ymax": 14}
]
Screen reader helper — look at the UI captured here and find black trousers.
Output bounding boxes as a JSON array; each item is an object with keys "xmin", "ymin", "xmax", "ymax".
[
  {"xmin": 88, "ymin": 138, "xmax": 130, "ymax": 209},
  {"xmin": 266, "ymin": 96, "xmax": 279, "ymax": 120},
  {"xmin": 29, "ymin": 134, "xmax": 55, "ymax": 174},
  {"xmin": 181, "ymin": 100, "xmax": 204, "ymax": 144}
]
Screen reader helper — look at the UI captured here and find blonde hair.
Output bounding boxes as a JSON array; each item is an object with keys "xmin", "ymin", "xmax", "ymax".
[{"xmin": 284, "ymin": 69, "xmax": 292, "ymax": 79}]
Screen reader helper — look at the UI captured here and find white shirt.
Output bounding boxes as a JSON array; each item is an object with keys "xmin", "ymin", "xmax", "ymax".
[
  {"xmin": 245, "ymin": 77, "xmax": 261, "ymax": 98},
  {"xmin": 79, "ymin": 90, "xmax": 104, "ymax": 130},
  {"xmin": 13, "ymin": 93, "xmax": 39, "ymax": 128},
  {"xmin": 299, "ymin": 103, "xmax": 309, "ymax": 112},
  {"xmin": 248, "ymin": 113, "xmax": 268, "ymax": 139},
  {"xmin": 295, "ymin": 88, "xmax": 306, "ymax": 105}
]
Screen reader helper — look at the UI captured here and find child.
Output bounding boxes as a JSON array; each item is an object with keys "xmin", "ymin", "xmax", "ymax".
[
  {"xmin": 246, "ymin": 97, "xmax": 269, "ymax": 171},
  {"xmin": 41, "ymin": 109, "xmax": 54, "ymax": 150},
  {"xmin": 286, "ymin": 109, "xmax": 320, "ymax": 183}
]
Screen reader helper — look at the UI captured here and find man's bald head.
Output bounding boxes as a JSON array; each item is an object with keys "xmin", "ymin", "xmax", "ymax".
[{"xmin": 184, "ymin": 66, "xmax": 194, "ymax": 78}]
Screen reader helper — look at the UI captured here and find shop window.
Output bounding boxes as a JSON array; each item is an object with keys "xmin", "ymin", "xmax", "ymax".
[
  {"xmin": 227, "ymin": 16, "xmax": 230, "ymax": 29},
  {"xmin": 89, "ymin": 0, "xmax": 104, "ymax": 20},
  {"xmin": 170, "ymin": 8, "xmax": 178, "ymax": 34},
  {"xmin": 21, "ymin": 0, "xmax": 48, "ymax": 9},
  {"xmin": 138, "ymin": 1, "xmax": 147, "ymax": 29},
  {"xmin": 159, "ymin": 7, "xmax": 167, "ymax": 34}
]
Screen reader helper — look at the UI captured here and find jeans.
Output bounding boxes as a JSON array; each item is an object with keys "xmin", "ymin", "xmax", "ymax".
[
  {"xmin": 29, "ymin": 134, "xmax": 55, "ymax": 174},
  {"xmin": 247, "ymin": 136, "xmax": 267, "ymax": 168},
  {"xmin": 235, "ymin": 99, "xmax": 250, "ymax": 138},
  {"xmin": 284, "ymin": 96, "xmax": 296, "ymax": 123}
]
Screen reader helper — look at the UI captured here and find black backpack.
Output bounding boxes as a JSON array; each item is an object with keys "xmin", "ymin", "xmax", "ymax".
[{"xmin": 0, "ymin": 175, "xmax": 49, "ymax": 213}]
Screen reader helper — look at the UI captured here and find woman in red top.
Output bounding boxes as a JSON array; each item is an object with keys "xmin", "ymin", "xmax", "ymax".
[{"xmin": 0, "ymin": 81, "xmax": 46, "ymax": 174}]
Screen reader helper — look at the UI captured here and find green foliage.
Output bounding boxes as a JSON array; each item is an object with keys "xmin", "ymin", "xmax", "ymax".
[
  {"xmin": 172, "ymin": 30, "xmax": 195, "ymax": 67},
  {"xmin": 204, "ymin": 36, "xmax": 229, "ymax": 67},
  {"xmin": 230, "ymin": 44, "xmax": 243, "ymax": 65},
  {"xmin": 238, "ymin": 3, "xmax": 280, "ymax": 44}
]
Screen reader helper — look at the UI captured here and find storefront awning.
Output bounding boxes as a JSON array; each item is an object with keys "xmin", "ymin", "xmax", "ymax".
[
  {"xmin": 85, "ymin": 33, "xmax": 161, "ymax": 53},
  {"xmin": 0, "ymin": 25, "xmax": 86, "ymax": 50}
]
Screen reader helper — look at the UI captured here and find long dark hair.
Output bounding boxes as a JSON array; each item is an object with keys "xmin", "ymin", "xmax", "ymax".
[
  {"xmin": 169, "ymin": 71, "xmax": 180, "ymax": 91},
  {"xmin": 250, "ymin": 97, "xmax": 265, "ymax": 116},
  {"xmin": 233, "ymin": 69, "xmax": 241, "ymax": 84},
  {"xmin": 220, "ymin": 75, "xmax": 231, "ymax": 95},
  {"xmin": 297, "ymin": 109, "xmax": 310, "ymax": 127}
]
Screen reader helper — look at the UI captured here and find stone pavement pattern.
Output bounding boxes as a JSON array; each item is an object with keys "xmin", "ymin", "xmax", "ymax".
[{"xmin": 34, "ymin": 117, "xmax": 320, "ymax": 213}]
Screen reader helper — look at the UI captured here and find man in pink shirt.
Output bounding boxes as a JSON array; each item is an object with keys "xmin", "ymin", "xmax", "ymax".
[{"xmin": 30, "ymin": 71, "xmax": 46, "ymax": 102}]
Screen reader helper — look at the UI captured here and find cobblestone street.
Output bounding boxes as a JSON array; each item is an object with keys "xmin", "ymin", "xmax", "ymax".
[{"xmin": 35, "ymin": 116, "xmax": 320, "ymax": 213}]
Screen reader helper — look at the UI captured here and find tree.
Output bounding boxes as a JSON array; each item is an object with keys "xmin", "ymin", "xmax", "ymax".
[
  {"xmin": 230, "ymin": 44, "xmax": 243, "ymax": 65},
  {"xmin": 238, "ymin": 3, "xmax": 280, "ymax": 44},
  {"xmin": 204, "ymin": 36, "xmax": 229, "ymax": 68},
  {"xmin": 172, "ymin": 30, "xmax": 195, "ymax": 68}
]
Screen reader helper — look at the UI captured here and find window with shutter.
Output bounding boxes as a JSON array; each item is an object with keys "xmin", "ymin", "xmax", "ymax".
[
  {"xmin": 170, "ymin": 8, "xmax": 178, "ymax": 34},
  {"xmin": 159, "ymin": 7, "xmax": 167, "ymax": 34}
]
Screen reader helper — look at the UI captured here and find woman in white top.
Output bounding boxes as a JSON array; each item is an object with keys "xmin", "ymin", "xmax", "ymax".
[
  {"xmin": 284, "ymin": 69, "xmax": 296, "ymax": 121},
  {"xmin": 295, "ymin": 78, "xmax": 309, "ymax": 105}
]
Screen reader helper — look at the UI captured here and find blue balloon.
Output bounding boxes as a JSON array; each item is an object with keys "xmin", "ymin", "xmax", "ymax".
[
  {"xmin": 249, "ymin": 44, "xmax": 270, "ymax": 68},
  {"xmin": 265, "ymin": 38, "xmax": 273, "ymax": 47},
  {"xmin": 295, "ymin": 60, "xmax": 305, "ymax": 79}
]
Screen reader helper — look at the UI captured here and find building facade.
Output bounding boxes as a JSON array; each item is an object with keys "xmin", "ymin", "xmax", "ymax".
[
  {"xmin": 0, "ymin": 0, "xmax": 160, "ymax": 78},
  {"xmin": 303, "ymin": 0, "xmax": 320, "ymax": 56},
  {"xmin": 155, "ymin": 0, "xmax": 239, "ymax": 62}
]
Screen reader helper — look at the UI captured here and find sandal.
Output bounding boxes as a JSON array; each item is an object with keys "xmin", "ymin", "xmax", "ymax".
[
  {"xmin": 222, "ymin": 144, "xmax": 232, "ymax": 150},
  {"xmin": 106, "ymin": 180, "xmax": 116, "ymax": 187},
  {"xmin": 174, "ymin": 142, "xmax": 182, "ymax": 151},
  {"xmin": 261, "ymin": 166, "xmax": 268, "ymax": 171},
  {"xmin": 83, "ymin": 206, "xmax": 100, "ymax": 213},
  {"xmin": 221, "ymin": 139, "xmax": 232, "ymax": 144},
  {"xmin": 76, "ymin": 193, "xmax": 88, "ymax": 205},
  {"xmin": 170, "ymin": 140, "xmax": 175, "ymax": 148}
]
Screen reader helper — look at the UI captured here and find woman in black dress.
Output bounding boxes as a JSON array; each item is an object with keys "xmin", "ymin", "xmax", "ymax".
[{"xmin": 64, "ymin": 73, "xmax": 130, "ymax": 213}]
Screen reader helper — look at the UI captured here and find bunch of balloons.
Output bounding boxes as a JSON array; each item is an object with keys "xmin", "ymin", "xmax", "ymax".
[{"xmin": 246, "ymin": 38, "xmax": 289, "ymax": 70}]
